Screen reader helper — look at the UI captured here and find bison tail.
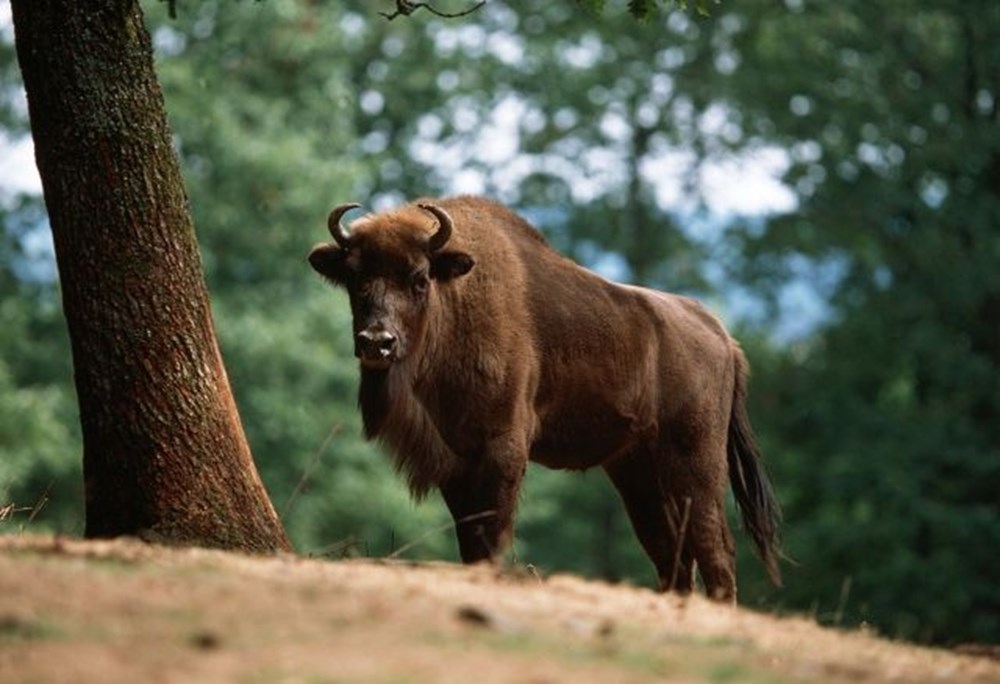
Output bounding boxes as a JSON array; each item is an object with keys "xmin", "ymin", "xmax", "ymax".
[{"xmin": 727, "ymin": 347, "xmax": 783, "ymax": 586}]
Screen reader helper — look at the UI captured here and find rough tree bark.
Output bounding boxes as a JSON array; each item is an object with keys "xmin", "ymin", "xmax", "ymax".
[{"xmin": 11, "ymin": 0, "xmax": 291, "ymax": 552}]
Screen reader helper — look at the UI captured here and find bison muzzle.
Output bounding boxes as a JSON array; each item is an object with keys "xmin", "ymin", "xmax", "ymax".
[{"xmin": 309, "ymin": 196, "xmax": 781, "ymax": 602}]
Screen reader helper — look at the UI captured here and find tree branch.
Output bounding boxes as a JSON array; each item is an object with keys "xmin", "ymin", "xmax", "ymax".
[
  {"xmin": 380, "ymin": 0, "xmax": 486, "ymax": 21},
  {"xmin": 158, "ymin": 0, "xmax": 178, "ymax": 20}
]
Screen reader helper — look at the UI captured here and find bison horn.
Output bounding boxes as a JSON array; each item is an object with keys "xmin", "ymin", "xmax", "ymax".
[
  {"xmin": 419, "ymin": 203, "xmax": 454, "ymax": 252},
  {"xmin": 328, "ymin": 202, "xmax": 362, "ymax": 249}
]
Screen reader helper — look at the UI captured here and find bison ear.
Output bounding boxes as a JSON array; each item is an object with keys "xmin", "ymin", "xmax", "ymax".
[
  {"xmin": 308, "ymin": 243, "xmax": 349, "ymax": 284},
  {"xmin": 430, "ymin": 250, "xmax": 475, "ymax": 282}
]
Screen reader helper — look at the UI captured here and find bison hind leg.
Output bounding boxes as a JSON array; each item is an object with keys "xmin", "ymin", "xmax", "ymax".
[
  {"xmin": 603, "ymin": 451, "xmax": 696, "ymax": 595},
  {"xmin": 664, "ymin": 441, "xmax": 738, "ymax": 603},
  {"xmin": 684, "ymin": 496, "xmax": 737, "ymax": 603}
]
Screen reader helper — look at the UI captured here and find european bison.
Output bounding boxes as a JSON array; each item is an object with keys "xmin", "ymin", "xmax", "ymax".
[{"xmin": 309, "ymin": 196, "xmax": 781, "ymax": 601}]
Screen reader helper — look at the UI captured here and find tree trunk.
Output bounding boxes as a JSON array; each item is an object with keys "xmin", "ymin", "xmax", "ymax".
[{"xmin": 11, "ymin": 0, "xmax": 291, "ymax": 552}]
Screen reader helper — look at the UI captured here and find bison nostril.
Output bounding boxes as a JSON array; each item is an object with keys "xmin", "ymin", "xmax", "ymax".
[
  {"xmin": 377, "ymin": 334, "xmax": 397, "ymax": 354},
  {"xmin": 356, "ymin": 330, "xmax": 398, "ymax": 361}
]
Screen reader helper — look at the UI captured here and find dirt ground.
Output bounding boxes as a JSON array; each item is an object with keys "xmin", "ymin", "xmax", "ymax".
[{"xmin": 0, "ymin": 536, "xmax": 996, "ymax": 683}]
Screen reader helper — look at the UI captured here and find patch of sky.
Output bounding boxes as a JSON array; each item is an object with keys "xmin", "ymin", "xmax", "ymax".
[
  {"xmin": 152, "ymin": 25, "xmax": 186, "ymax": 58},
  {"xmin": 3, "ymin": 200, "xmax": 55, "ymax": 283},
  {"xmin": 0, "ymin": 133, "xmax": 40, "ymax": 196},
  {"xmin": 687, "ymin": 212, "xmax": 843, "ymax": 341}
]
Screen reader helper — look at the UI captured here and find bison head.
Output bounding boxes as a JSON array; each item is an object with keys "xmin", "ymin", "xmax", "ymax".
[{"xmin": 309, "ymin": 202, "xmax": 474, "ymax": 370}]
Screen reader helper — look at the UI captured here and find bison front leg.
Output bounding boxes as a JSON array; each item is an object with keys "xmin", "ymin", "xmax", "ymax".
[{"xmin": 439, "ymin": 446, "xmax": 526, "ymax": 564}]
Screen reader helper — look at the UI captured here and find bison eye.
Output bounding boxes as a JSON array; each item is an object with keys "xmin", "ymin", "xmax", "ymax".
[{"xmin": 410, "ymin": 269, "xmax": 430, "ymax": 296}]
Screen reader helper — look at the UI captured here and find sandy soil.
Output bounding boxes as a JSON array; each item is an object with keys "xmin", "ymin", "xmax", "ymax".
[{"xmin": 0, "ymin": 535, "xmax": 996, "ymax": 683}]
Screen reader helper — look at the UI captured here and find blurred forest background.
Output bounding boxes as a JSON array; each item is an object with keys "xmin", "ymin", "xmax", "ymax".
[{"xmin": 1, "ymin": 0, "xmax": 997, "ymax": 646}]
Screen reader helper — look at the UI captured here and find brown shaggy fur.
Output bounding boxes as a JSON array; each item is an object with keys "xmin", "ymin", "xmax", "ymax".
[{"xmin": 309, "ymin": 196, "xmax": 781, "ymax": 601}]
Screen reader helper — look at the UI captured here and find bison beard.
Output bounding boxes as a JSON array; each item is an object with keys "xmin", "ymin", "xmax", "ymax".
[{"xmin": 309, "ymin": 196, "xmax": 781, "ymax": 602}]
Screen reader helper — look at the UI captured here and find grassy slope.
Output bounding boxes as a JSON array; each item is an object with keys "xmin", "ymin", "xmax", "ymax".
[{"xmin": 0, "ymin": 536, "xmax": 996, "ymax": 683}]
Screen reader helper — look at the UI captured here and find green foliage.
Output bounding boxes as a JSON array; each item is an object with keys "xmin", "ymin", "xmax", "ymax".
[
  {"xmin": 0, "ymin": 356, "xmax": 82, "ymax": 534},
  {"xmin": 518, "ymin": 466, "xmax": 651, "ymax": 583},
  {"xmin": 154, "ymin": 0, "xmax": 362, "ymax": 298},
  {"xmin": 627, "ymin": 0, "xmax": 654, "ymax": 21},
  {"xmin": 574, "ymin": 0, "xmax": 607, "ymax": 15},
  {"xmin": 575, "ymin": 0, "xmax": 714, "ymax": 19},
  {"xmin": 710, "ymin": 0, "xmax": 1000, "ymax": 644},
  {"xmin": 0, "ymin": 241, "xmax": 82, "ymax": 534}
]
